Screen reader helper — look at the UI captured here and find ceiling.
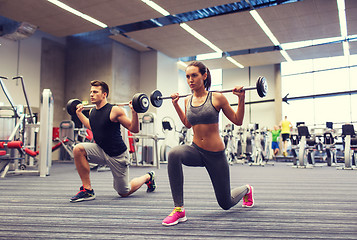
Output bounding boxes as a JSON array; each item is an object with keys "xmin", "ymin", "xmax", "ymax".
[{"xmin": 0, "ymin": 0, "xmax": 356, "ymax": 69}]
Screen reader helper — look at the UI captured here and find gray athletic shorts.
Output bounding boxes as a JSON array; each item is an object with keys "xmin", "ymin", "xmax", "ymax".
[{"xmin": 80, "ymin": 142, "xmax": 131, "ymax": 195}]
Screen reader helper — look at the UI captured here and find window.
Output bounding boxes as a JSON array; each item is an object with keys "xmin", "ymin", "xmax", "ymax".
[
  {"xmin": 210, "ymin": 69, "xmax": 223, "ymax": 130},
  {"xmin": 210, "ymin": 69, "xmax": 222, "ymax": 91},
  {"xmin": 282, "ymin": 73, "xmax": 314, "ymax": 97},
  {"xmin": 281, "ymin": 55, "xmax": 357, "ymax": 126}
]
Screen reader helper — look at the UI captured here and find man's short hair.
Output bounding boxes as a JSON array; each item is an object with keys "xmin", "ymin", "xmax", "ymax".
[{"xmin": 91, "ymin": 80, "xmax": 109, "ymax": 97}]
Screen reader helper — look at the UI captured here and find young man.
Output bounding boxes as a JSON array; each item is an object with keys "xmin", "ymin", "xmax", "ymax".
[
  {"xmin": 279, "ymin": 116, "xmax": 292, "ymax": 157},
  {"xmin": 70, "ymin": 80, "xmax": 156, "ymax": 202}
]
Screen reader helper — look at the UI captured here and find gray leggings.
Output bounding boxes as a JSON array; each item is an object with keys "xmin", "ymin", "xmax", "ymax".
[{"xmin": 168, "ymin": 143, "xmax": 249, "ymax": 210}]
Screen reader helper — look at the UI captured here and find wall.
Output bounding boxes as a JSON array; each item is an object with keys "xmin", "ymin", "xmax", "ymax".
[
  {"xmin": 0, "ymin": 28, "xmax": 145, "ymax": 129},
  {"xmin": 156, "ymin": 52, "xmax": 180, "ymax": 125},
  {"xmin": 139, "ymin": 50, "xmax": 157, "ymax": 110},
  {"xmin": 65, "ymin": 31, "xmax": 113, "ymax": 108},
  {"xmin": 222, "ymin": 64, "xmax": 278, "ymax": 130},
  {"xmin": 112, "ymin": 41, "xmax": 140, "ymax": 103},
  {"xmin": 40, "ymin": 37, "xmax": 66, "ymax": 127},
  {"xmin": 0, "ymin": 31, "xmax": 41, "ymax": 109},
  {"xmin": 139, "ymin": 51, "xmax": 186, "ymax": 149},
  {"xmin": 155, "ymin": 52, "xmax": 182, "ymax": 146},
  {"xmin": 274, "ymin": 64, "xmax": 282, "ymax": 125},
  {"xmin": 0, "ymin": 31, "xmax": 66, "ymax": 126}
]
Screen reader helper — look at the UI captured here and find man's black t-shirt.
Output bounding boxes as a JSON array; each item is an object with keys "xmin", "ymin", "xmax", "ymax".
[{"xmin": 89, "ymin": 103, "xmax": 127, "ymax": 156}]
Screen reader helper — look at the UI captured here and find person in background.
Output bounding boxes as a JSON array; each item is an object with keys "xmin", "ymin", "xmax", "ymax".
[
  {"xmin": 269, "ymin": 125, "xmax": 281, "ymax": 159},
  {"xmin": 279, "ymin": 116, "xmax": 292, "ymax": 157}
]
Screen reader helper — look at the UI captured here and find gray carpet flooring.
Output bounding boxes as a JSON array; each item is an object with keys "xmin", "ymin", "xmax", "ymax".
[{"xmin": 0, "ymin": 161, "xmax": 356, "ymax": 239}]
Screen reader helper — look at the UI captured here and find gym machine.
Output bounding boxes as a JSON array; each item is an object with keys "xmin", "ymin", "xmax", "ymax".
[
  {"xmin": 249, "ymin": 127, "xmax": 271, "ymax": 166},
  {"xmin": 160, "ymin": 117, "xmax": 175, "ymax": 163},
  {"xmin": 296, "ymin": 125, "xmax": 316, "ymax": 168},
  {"xmin": 339, "ymin": 124, "xmax": 357, "ymax": 170},
  {"xmin": 289, "ymin": 129, "xmax": 300, "ymax": 166},
  {"xmin": 323, "ymin": 129, "xmax": 337, "ymax": 167},
  {"xmin": 159, "ymin": 116, "xmax": 191, "ymax": 163},
  {"xmin": 244, "ymin": 128, "xmax": 254, "ymax": 163},
  {"xmin": 128, "ymin": 113, "xmax": 160, "ymax": 169},
  {"xmin": 223, "ymin": 124, "xmax": 236, "ymax": 165},
  {"xmin": 0, "ymin": 75, "xmax": 53, "ymax": 177},
  {"xmin": 235, "ymin": 128, "xmax": 245, "ymax": 163}
]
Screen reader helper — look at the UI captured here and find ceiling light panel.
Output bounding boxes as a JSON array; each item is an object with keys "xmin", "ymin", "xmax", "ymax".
[
  {"xmin": 187, "ymin": 11, "xmax": 272, "ymax": 52},
  {"xmin": 250, "ymin": 10, "xmax": 280, "ymax": 46},
  {"xmin": 337, "ymin": 0, "xmax": 348, "ymax": 37},
  {"xmin": 48, "ymin": 0, "xmax": 107, "ymax": 28},
  {"xmin": 60, "ymin": 0, "xmax": 163, "ymax": 27},
  {"xmin": 256, "ymin": 0, "xmax": 340, "ymax": 44},
  {"xmin": 142, "ymin": 0, "xmax": 171, "ymax": 16},
  {"xmin": 153, "ymin": 0, "xmax": 240, "ymax": 15},
  {"xmin": 127, "ymin": 24, "xmax": 215, "ymax": 58}
]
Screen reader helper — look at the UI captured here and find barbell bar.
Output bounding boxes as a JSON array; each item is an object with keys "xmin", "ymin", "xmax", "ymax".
[
  {"xmin": 66, "ymin": 93, "xmax": 150, "ymax": 116},
  {"xmin": 150, "ymin": 76, "xmax": 268, "ymax": 108}
]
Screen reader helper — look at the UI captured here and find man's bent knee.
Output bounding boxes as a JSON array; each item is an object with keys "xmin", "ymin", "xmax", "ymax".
[
  {"xmin": 73, "ymin": 144, "xmax": 87, "ymax": 157},
  {"xmin": 118, "ymin": 190, "xmax": 130, "ymax": 197}
]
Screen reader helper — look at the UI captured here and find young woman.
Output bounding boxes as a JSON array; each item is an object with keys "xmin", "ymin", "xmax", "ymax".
[{"xmin": 162, "ymin": 61, "xmax": 254, "ymax": 226}]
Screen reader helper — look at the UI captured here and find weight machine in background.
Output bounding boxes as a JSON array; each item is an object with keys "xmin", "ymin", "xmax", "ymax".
[
  {"xmin": 339, "ymin": 124, "xmax": 357, "ymax": 170},
  {"xmin": 0, "ymin": 75, "xmax": 54, "ymax": 177},
  {"xmin": 287, "ymin": 122, "xmax": 356, "ymax": 170}
]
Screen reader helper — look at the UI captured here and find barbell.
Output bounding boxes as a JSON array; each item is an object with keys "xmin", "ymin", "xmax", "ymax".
[
  {"xmin": 150, "ymin": 76, "xmax": 268, "ymax": 108},
  {"xmin": 66, "ymin": 93, "xmax": 150, "ymax": 116}
]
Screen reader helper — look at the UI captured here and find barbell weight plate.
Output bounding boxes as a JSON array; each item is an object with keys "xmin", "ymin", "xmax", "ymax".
[
  {"xmin": 256, "ymin": 76, "xmax": 268, "ymax": 98},
  {"xmin": 261, "ymin": 77, "xmax": 268, "ymax": 97},
  {"xmin": 139, "ymin": 94, "xmax": 150, "ymax": 112},
  {"xmin": 132, "ymin": 93, "xmax": 149, "ymax": 113},
  {"xmin": 66, "ymin": 99, "xmax": 82, "ymax": 116},
  {"xmin": 150, "ymin": 89, "xmax": 163, "ymax": 108}
]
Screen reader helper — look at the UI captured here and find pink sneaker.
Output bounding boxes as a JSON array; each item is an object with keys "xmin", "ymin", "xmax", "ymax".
[
  {"xmin": 162, "ymin": 207, "xmax": 187, "ymax": 226},
  {"xmin": 242, "ymin": 185, "xmax": 254, "ymax": 208}
]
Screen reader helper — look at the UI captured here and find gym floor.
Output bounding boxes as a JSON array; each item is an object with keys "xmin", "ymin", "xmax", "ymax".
[{"xmin": 0, "ymin": 162, "xmax": 356, "ymax": 239}]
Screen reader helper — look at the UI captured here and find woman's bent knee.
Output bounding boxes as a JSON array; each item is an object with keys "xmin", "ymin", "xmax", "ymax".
[
  {"xmin": 168, "ymin": 146, "xmax": 185, "ymax": 162},
  {"xmin": 219, "ymin": 202, "xmax": 232, "ymax": 210},
  {"xmin": 217, "ymin": 198, "xmax": 233, "ymax": 210}
]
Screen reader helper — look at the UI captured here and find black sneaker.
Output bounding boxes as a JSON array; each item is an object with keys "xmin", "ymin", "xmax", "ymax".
[
  {"xmin": 145, "ymin": 171, "xmax": 156, "ymax": 193},
  {"xmin": 70, "ymin": 186, "xmax": 96, "ymax": 202}
]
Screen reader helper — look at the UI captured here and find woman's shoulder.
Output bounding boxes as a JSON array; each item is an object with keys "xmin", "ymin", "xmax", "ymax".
[
  {"xmin": 211, "ymin": 91, "xmax": 226, "ymax": 100},
  {"xmin": 211, "ymin": 91, "xmax": 227, "ymax": 105}
]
